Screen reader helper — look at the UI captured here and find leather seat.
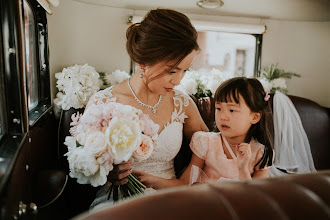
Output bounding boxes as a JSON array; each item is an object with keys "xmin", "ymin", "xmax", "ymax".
[{"xmin": 74, "ymin": 171, "xmax": 330, "ymax": 220}]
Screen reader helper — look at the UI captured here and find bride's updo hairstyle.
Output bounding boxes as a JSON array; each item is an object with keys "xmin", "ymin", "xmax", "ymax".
[{"xmin": 126, "ymin": 9, "xmax": 199, "ymax": 81}]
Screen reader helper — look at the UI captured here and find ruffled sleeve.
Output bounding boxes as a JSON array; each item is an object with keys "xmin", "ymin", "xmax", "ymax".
[{"xmin": 189, "ymin": 131, "xmax": 210, "ymax": 160}]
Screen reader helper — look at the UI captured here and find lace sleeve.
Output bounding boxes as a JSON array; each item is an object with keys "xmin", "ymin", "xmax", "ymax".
[
  {"xmin": 170, "ymin": 89, "xmax": 191, "ymax": 124},
  {"xmin": 86, "ymin": 86, "xmax": 116, "ymax": 108},
  {"xmin": 189, "ymin": 131, "xmax": 209, "ymax": 160}
]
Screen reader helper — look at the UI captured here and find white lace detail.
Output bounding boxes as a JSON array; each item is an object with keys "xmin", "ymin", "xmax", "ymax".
[
  {"xmin": 91, "ymin": 86, "xmax": 117, "ymax": 105},
  {"xmin": 170, "ymin": 89, "xmax": 190, "ymax": 125}
]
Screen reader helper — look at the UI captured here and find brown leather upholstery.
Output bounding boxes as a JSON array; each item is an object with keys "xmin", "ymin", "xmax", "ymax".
[
  {"xmin": 74, "ymin": 171, "xmax": 330, "ymax": 220},
  {"xmin": 35, "ymin": 169, "xmax": 68, "ymax": 208}
]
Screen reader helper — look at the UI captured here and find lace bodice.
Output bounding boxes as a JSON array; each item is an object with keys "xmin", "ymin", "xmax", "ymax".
[{"xmin": 90, "ymin": 86, "xmax": 191, "ymax": 179}]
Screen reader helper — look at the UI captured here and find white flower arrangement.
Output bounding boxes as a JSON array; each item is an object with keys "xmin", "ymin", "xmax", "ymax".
[
  {"xmin": 258, "ymin": 63, "xmax": 300, "ymax": 93},
  {"xmin": 177, "ymin": 68, "xmax": 227, "ymax": 99},
  {"xmin": 54, "ymin": 64, "xmax": 100, "ymax": 110},
  {"xmin": 99, "ymin": 69, "xmax": 130, "ymax": 89},
  {"xmin": 54, "ymin": 65, "xmax": 130, "ymax": 110}
]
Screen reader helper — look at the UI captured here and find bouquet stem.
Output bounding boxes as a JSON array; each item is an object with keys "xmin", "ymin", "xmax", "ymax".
[{"xmin": 107, "ymin": 173, "xmax": 146, "ymax": 202}]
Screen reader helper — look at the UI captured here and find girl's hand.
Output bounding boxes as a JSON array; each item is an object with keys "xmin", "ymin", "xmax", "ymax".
[
  {"xmin": 235, "ymin": 143, "xmax": 252, "ymax": 170},
  {"xmin": 132, "ymin": 169, "xmax": 159, "ymax": 189},
  {"xmin": 108, "ymin": 160, "xmax": 132, "ymax": 185}
]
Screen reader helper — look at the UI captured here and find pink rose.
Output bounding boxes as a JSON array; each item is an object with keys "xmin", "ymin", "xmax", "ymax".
[
  {"xmin": 132, "ymin": 135, "xmax": 154, "ymax": 162},
  {"xmin": 139, "ymin": 114, "xmax": 159, "ymax": 136}
]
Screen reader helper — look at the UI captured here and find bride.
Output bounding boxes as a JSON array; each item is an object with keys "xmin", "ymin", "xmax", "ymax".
[{"xmin": 87, "ymin": 9, "xmax": 208, "ymax": 208}]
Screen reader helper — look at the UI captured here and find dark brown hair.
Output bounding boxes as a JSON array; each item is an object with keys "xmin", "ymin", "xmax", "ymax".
[
  {"xmin": 126, "ymin": 9, "xmax": 199, "ymax": 81},
  {"xmin": 214, "ymin": 77, "xmax": 273, "ymax": 169}
]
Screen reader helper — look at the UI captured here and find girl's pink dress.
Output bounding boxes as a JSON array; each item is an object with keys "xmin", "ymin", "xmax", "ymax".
[{"xmin": 190, "ymin": 131, "xmax": 270, "ymax": 180}]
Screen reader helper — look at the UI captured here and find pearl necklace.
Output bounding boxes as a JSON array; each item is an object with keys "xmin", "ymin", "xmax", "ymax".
[{"xmin": 128, "ymin": 79, "xmax": 162, "ymax": 114}]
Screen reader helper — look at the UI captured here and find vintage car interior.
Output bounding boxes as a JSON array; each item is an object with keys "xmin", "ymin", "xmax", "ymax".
[{"xmin": 0, "ymin": 0, "xmax": 329, "ymax": 219}]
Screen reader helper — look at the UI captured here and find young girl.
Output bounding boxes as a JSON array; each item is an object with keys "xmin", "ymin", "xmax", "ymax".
[{"xmin": 180, "ymin": 77, "xmax": 274, "ymax": 182}]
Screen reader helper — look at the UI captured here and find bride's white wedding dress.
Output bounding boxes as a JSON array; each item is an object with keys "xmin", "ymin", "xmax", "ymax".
[{"xmin": 89, "ymin": 86, "xmax": 191, "ymax": 209}]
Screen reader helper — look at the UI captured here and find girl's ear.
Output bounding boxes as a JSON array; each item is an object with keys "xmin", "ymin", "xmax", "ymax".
[{"xmin": 251, "ymin": 112, "xmax": 261, "ymax": 124}]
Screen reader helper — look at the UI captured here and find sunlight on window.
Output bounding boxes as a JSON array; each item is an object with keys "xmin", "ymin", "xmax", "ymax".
[
  {"xmin": 23, "ymin": 0, "xmax": 39, "ymax": 111},
  {"xmin": 192, "ymin": 31, "xmax": 256, "ymax": 78}
]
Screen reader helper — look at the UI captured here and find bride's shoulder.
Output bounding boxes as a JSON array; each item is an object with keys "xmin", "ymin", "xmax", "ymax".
[
  {"xmin": 91, "ymin": 81, "xmax": 129, "ymax": 104},
  {"xmin": 88, "ymin": 85, "xmax": 117, "ymax": 106},
  {"xmin": 172, "ymin": 88, "xmax": 194, "ymax": 107}
]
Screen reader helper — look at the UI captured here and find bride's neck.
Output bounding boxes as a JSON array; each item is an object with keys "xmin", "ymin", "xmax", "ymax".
[{"xmin": 129, "ymin": 74, "xmax": 160, "ymax": 102}]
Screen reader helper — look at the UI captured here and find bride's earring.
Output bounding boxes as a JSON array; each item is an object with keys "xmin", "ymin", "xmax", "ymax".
[{"xmin": 139, "ymin": 69, "xmax": 144, "ymax": 78}]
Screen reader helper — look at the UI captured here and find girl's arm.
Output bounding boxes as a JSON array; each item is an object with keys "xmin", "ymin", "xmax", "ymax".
[{"xmin": 133, "ymin": 153, "xmax": 205, "ymax": 189}]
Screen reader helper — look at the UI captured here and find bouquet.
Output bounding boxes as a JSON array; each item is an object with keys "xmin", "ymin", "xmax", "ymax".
[
  {"xmin": 258, "ymin": 63, "xmax": 301, "ymax": 93},
  {"xmin": 54, "ymin": 64, "xmax": 100, "ymax": 110},
  {"xmin": 64, "ymin": 101, "xmax": 159, "ymax": 201},
  {"xmin": 178, "ymin": 68, "xmax": 226, "ymax": 99}
]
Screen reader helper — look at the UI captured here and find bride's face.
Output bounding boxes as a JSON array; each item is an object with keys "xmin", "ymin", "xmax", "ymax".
[{"xmin": 144, "ymin": 50, "xmax": 197, "ymax": 95}]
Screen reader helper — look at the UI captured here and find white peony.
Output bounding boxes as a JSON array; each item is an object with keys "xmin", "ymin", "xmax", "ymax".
[
  {"xmin": 84, "ymin": 131, "xmax": 108, "ymax": 157},
  {"xmin": 67, "ymin": 147, "xmax": 99, "ymax": 181},
  {"xmin": 105, "ymin": 117, "xmax": 141, "ymax": 164},
  {"xmin": 67, "ymin": 148, "xmax": 112, "ymax": 187}
]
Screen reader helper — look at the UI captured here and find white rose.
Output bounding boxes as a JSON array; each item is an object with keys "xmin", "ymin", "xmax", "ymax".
[
  {"xmin": 105, "ymin": 117, "xmax": 141, "ymax": 164},
  {"xmin": 271, "ymin": 78, "xmax": 287, "ymax": 89},
  {"xmin": 132, "ymin": 134, "xmax": 154, "ymax": 162}
]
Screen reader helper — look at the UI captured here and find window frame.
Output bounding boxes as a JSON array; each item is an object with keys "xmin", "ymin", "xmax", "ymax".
[{"xmin": 22, "ymin": 0, "xmax": 52, "ymax": 127}]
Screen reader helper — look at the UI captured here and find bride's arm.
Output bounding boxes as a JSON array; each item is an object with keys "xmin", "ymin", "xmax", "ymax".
[
  {"xmin": 133, "ymin": 154, "xmax": 205, "ymax": 189},
  {"xmin": 183, "ymin": 98, "xmax": 209, "ymax": 139}
]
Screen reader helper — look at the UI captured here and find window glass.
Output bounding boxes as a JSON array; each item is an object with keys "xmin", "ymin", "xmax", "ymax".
[
  {"xmin": 0, "ymin": 108, "xmax": 3, "ymax": 138},
  {"xmin": 192, "ymin": 31, "xmax": 257, "ymax": 78},
  {"xmin": 23, "ymin": 0, "xmax": 39, "ymax": 110}
]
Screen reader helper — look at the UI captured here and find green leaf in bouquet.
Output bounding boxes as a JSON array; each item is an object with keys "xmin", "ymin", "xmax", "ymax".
[
  {"xmin": 76, "ymin": 141, "xmax": 83, "ymax": 148},
  {"xmin": 107, "ymin": 184, "xmax": 113, "ymax": 200}
]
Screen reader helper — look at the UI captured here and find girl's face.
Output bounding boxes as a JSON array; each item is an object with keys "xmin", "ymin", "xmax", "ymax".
[
  {"xmin": 142, "ymin": 50, "xmax": 197, "ymax": 95},
  {"xmin": 215, "ymin": 95, "xmax": 261, "ymax": 143}
]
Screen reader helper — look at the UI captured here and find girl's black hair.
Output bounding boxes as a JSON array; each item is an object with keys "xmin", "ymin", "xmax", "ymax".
[{"xmin": 214, "ymin": 77, "xmax": 273, "ymax": 169}]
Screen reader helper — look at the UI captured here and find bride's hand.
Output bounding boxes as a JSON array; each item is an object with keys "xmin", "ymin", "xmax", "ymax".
[
  {"xmin": 133, "ymin": 170, "xmax": 158, "ymax": 189},
  {"xmin": 108, "ymin": 160, "xmax": 132, "ymax": 185}
]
